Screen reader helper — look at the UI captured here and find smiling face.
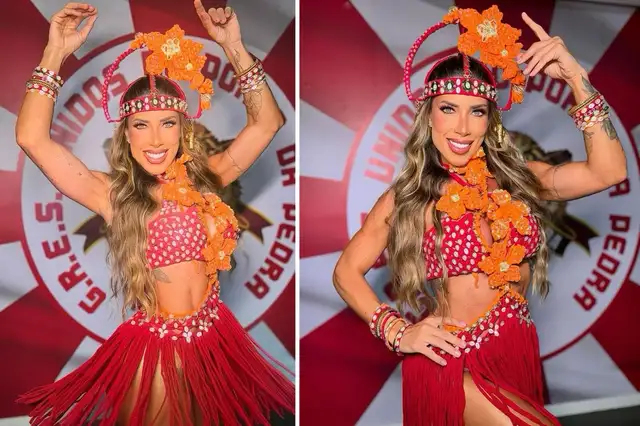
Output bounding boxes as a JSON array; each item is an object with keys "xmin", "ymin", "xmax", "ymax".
[
  {"xmin": 429, "ymin": 94, "xmax": 490, "ymax": 167},
  {"xmin": 125, "ymin": 110, "xmax": 182, "ymax": 175}
]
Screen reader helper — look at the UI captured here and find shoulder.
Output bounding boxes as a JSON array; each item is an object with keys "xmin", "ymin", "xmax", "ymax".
[
  {"xmin": 365, "ymin": 188, "xmax": 395, "ymax": 229},
  {"xmin": 526, "ymin": 160, "xmax": 553, "ymax": 177}
]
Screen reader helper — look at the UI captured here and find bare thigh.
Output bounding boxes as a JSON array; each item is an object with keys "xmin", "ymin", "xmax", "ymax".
[
  {"xmin": 117, "ymin": 351, "xmax": 203, "ymax": 426},
  {"xmin": 462, "ymin": 373, "xmax": 556, "ymax": 426}
]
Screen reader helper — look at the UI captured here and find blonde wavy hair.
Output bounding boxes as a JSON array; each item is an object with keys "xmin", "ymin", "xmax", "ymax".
[
  {"xmin": 388, "ymin": 55, "xmax": 550, "ymax": 315},
  {"xmin": 106, "ymin": 76, "xmax": 222, "ymax": 315}
]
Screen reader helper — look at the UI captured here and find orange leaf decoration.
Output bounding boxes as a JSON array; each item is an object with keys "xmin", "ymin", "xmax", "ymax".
[
  {"xmin": 477, "ymin": 240, "xmax": 526, "ymax": 288},
  {"xmin": 130, "ymin": 25, "xmax": 214, "ymax": 110},
  {"xmin": 436, "ymin": 182, "xmax": 483, "ymax": 220},
  {"xmin": 443, "ymin": 6, "xmax": 526, "ymax": 105}
]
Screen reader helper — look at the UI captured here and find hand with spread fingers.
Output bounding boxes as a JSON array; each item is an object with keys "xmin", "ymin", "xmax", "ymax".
[
  {"xmin": 194, "ymin": 0, "xmax": 241, "ymax": 47},
  {"xmin": 47, "ymin": 3, "xmax": 98, "ymax": 60},
  {"xmin": 396, "ymin": 315, "xmax": 467, "ymax": 366},
  {"xmin": 516, "ymin": 12, "xmax": 586, "ymax": 82}
]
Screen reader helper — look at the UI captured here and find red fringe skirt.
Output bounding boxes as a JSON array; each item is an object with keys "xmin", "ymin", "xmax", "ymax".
[
  {"xmin": 402, "ymin": 289, "xmax": 560, "ymax": 426},
  {"xmin": 17, "ymin": 289, "xmax": 295, "ymax": 425}
]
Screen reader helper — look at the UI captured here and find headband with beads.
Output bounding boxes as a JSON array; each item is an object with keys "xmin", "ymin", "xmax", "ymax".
[
  {"xmin": 102, "ymin": 25, "xmax": 214, "ymax": 123},
  {"xmin": 404, "ymin": 5, "xmax": 526, "ymax": 112}
]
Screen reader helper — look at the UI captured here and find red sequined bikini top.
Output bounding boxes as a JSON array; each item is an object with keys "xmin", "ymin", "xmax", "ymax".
[
  {"xmin": 145, "ymin": 200, "xmax": 208, "ymax": 268},
  {"xmin": 423, "ymin": 172, "xmax": 541, "ymax": 281}
]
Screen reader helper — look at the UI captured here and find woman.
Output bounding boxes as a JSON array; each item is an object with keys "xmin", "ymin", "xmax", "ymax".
[
  {"xmin": 333, "ymin": 6, "xmax": 626, "ymax": 426},
  {"xmin": 16, "ymin": 2, "xmax": 294, "ymax": 425}
]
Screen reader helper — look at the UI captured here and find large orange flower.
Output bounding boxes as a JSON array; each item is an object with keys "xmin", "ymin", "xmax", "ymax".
[
  {"xmin": 487, "ymin": 190, "xmax": 531, "ymax": 239},
  {"xmin": 442, "ymin": 6, "xmax": 525, "ymax": 105},
  {"xmin": 131, "ymin": 25, "xmax": 212, "ymax": 101},
  {"xmin": 436, "ymin": 181, "xmax": 483, "ymax": 220},
  {"xmin": 477, "ymin": 240, "xmax": 526, "ymax": 288},
  {"xmin": 463, "ymin": 157, "xmax": 492, "ymax": 189}
]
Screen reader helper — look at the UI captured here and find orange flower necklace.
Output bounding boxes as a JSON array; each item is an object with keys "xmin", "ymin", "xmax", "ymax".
[
  {"xmin": 435, "ymin": 148, "xmax": 533, "ymax": 289},
  {"xmin": 160, "ymin": 154, "xmax": 240, "ymax": 294}
]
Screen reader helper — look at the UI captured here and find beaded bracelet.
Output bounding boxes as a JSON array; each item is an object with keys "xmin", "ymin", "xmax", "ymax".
[
  {"xmin": 369, "ymin": 304, "xmax": 393, "ymax": 338},
  {"xmin": 34, "ymin": 66, "xmax": 64, "ymax": 87},
  {"xmin": 237, "ymin": 59, "xmax": 266, "ymax": 93},
  {"xmin": 393, "ymin": 324, "xmax": 409, "ymax": 356},
  {"xmin": 26, "ymin": 79, "xmax": 59, "ymax": 101},
  {"xmin": 25, "ymin": 66, "xmax": 64, "ymax": 102},
  {"xmin": 569, "ymin": 91, "xmax": 610, "ymax": 131}
]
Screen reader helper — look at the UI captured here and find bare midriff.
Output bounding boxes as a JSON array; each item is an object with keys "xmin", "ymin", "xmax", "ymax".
[
  {"xmin": 441, "ymin": 264, "xmax": 530, "ymax": 325},
  {"xmin": 153, "ymin": 261, "xmax": 210, "ymax": 316}
]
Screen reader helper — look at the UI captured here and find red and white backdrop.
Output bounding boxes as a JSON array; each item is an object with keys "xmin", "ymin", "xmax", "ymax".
[
  {"xmin": 0, "ymin": 0, "xmax": 295, "ymax": 421},
  {"xmin": 300, "ymin": 0, "xmax": 640, "ymax": 424}
]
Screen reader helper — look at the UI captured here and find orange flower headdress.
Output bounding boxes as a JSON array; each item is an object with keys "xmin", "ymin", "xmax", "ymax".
[
  {"xmin": 102, "ymin": 25, "xmax": 214, "ymax": 123},
  {"xmin": 404, "ymin": 5, "xmax": 526, "ymax": 111}
]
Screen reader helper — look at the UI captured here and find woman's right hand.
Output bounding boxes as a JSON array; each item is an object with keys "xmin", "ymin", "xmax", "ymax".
[
  {"xmin": 47, "ymin": 3, "xmax": 97, "ymax": 60},
  {"xmin": 396, "ymin": 316, "xmax": 467, "ymax": 366}
]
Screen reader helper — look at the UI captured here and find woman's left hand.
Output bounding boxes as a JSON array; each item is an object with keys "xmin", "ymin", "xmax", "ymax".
[
  {"xmin": 517, "ymin": 12, "xmax": 585, "ymax": 82},
  {"xmin": 194, "ymin": 0, "xmax": 241, "ymax": 47}
]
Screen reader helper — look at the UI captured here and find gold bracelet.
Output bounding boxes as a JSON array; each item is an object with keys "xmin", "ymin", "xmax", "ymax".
[
  {"xmin": 568, "ymin": 91, "xmax": 600, "ymax": 116},
  {"xmin": 234, "ymin": 58, "xmax": 260, "ymax": 79}
]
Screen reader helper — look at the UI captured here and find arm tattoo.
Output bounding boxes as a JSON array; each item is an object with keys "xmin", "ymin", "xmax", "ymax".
[
  {"xmin": 152, "ymin": 269, "xmax": 172, "ymax": 283},
  {"xmin": 601, "ymin": 118, "xmax": 619, "ymax": 141},
  {"xmin": 244, "ymin": 89, "xmax": 263, "ymax": 122},
  {"xmin": 583, "ymin": 129, "xmax": 594, "ymax": 154},
  {"xmin": 580, "ymin": 77, "xmax": 619, "ymax": 141},
  {"xmin": 232, "ymin": 49, "xmax": 244, "ymax": 74},
  {"xmin": 581, "ymin": 76, "xmax": 597, "ymax": 95}
]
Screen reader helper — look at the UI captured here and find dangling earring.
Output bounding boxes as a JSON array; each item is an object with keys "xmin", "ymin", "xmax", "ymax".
[
  {"xmin": 185, "ymin": 120, "xmax": 195, "ymax": 150},
  {"xmin": 496, "ymin": 122, "xmax": 507, "ymax": 147},
  {"xmin": 495, "ymin": 111, "xmax": 507, "ymax": 147},
  {"xmin": 188, "ymin": 130, "xmax": 195, "ymax": 150}
]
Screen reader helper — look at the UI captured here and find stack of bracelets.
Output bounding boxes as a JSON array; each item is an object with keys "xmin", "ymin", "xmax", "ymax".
[
  {"xmin": 26, "ymin": 67, "xmax": 64, "ymax": 102},
  {"xmin": 235, "ymin": 58, "xmax": 266, "ymax": 93},
  {"xmin": 369, "ymin": 303, "xmax": 412, "ymax": 356},
  {"xmin": 568, "ymin": 91, "xmax": 610, "ymax": 131}
]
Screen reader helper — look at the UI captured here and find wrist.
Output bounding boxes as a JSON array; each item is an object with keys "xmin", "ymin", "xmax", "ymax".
[
  {"xmin": 41, "ymin": 46, "xmax": 67, "ymax": 72},
  {"xmin": 386, "ymin": 319, "xmax": 408, "ymax": 347},
  {"xmin": 221, "ymin": 40, "xmax": 245, "ymax": 54},
  {"xmin": 567, "ymin": 67, "xmax": 589, "ymax": 91}
]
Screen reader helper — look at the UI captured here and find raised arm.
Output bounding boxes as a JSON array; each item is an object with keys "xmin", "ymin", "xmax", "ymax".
[
  {"xmin": 17, "ymin": 3, "xmax": 110, "ymax": 218},
  {"xmin": 194, "ymin": 1, "xmax": 284, "ymax": 187},
  {"xmin": 518, "ymin": 12, "xmax": 627, "ymax": 201}
]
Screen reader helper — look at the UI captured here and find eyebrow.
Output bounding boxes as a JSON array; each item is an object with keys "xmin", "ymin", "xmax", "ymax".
[
  {"xmin": 440, "ymin": 101, "xmax": 488, "ymax": 109},
  {"xmin": 132, "ymin": 116, "xmax": 177, "ymax": 123}
]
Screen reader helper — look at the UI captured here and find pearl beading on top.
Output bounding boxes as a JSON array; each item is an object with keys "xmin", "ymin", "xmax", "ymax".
[
  {"xmin": 145, "ymin": 200, "xmax": 208, "ymax": 268},
  {"xmin": 423, "ymin": 212, "xmax": 540, "ymax": 280}
]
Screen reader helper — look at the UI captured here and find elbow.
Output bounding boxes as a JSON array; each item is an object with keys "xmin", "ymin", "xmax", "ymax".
[
  {"xmin": 270, "ymin": 111, "xmax": 285, "ymax": 134},
  {"xmin": 332, "ymin": 258, "xmax": 348, "ymax": 295},
  {"xmin": 605, "ymin": 166, "xmax": 627, "ymax": 186},
  {"xmin": 15, "ymin": 122, "xmax": 41, "ymax": 149},
  {"xmin": 15, "ymin": 130, "xmax": 34, "ymax": 149},
  {"xmin": 253, "ymin": 110, "xmax": 285, "ymax": 137}
]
